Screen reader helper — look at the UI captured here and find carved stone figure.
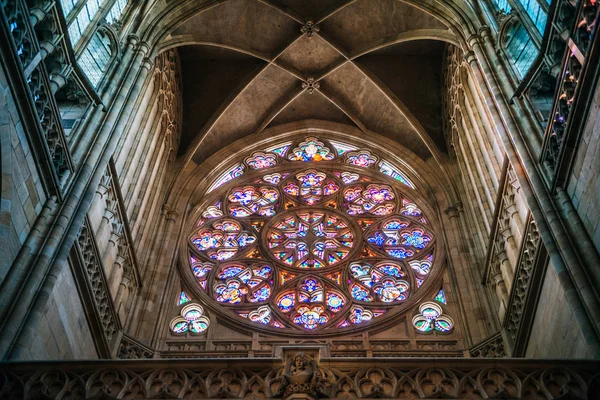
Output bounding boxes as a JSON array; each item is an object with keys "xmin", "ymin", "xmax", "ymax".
[{"xmin": 280, "ymin": 352, "xmax": 323, "ymax": 398}]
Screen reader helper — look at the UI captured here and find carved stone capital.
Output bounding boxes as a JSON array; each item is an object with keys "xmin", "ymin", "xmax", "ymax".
[
  {"xmin": 467, "ymin": 34, "xmax": 482, "ymax": 48},
  {"xmin": 141, "ymin": 57, "xmax": 154, "ymax": 71},
  {"xmin": 463, "ymin": 50, "xmax": 477, "ymax": 66}
]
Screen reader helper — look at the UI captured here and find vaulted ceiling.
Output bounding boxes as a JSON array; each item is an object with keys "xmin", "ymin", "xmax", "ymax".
[{"xmin": 163, "ymin": 0, "xmax": 457, "ymax": 165}]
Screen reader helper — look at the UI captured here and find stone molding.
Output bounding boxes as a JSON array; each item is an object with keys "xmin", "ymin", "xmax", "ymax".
[{"xmin": 0, "ymin": 358, "xmax": 598, "ymax": 399}]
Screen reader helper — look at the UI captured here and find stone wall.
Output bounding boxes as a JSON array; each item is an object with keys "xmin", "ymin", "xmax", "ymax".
[
  {"xmin": 0, "ymin": 66, "xmax": 47, "ymax": 283},
  {"xmin": 567, "ymin": 81, "xmax": 600, "ymax": 253},
  {"xmin": 526, "ymin": 260, "xmax": 594, "ymax": 358},
  {"xmin": 22, "ymin": 261, "xmax": 98, "ymax": 360}
]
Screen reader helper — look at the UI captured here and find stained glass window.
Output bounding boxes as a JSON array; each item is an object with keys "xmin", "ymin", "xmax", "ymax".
[
  {"xmin": 78, "ymin": 29, "xmax": 113, "ymax": 88},
  {"xmin": 504, "ymin": 21, "xmax": 538, "ymax": 79},
  {"xmin": 288, "ymin": 137, "xmax": 335, "ymax": 162},
  {"xmin": 206, "ymin": 137, "xmax": 414, "ymax": 195},
  {"xmin": 282, "ymin": 170, "xmax": 340, "ymax": 206},
  {"xmin": 170, "ymin": 304, "xmax": 210, "ymax": 335},
  {"xmin": 191, "ymin": 219, "xmax": 256, "ymax": 260},
  {"xmin": 267, "ymin": 210, "xmax": 353, "ymax": 268},
  {"xmin": 245, "ymin": 152, "xmax": 278, "ymax": 170},
  {"xmin": 228, "ymin": 186, "xmax": 279, "ymax": 217},
  {"xmin": 366, "ymin": 217, "xmax": 433, "ymax": 259},
  {"xmin": 105, "ymin": 0, "xmax": 129, "ymax": 25},
  {"xmin": 343, "ymin": 184, "xmax": 395, "ymax": 216},
  {"xmin": 208, "ymin": 164, "xmax": 245, "ymax": 192},
  {"xmin": 178, "ymin": 291, "xmax": 191, "ymax": 305},
  {"xmin": 213, "ymin": 263, "xmax": 272, "ymax": 304},
  {"xmin": 435, "ymin": 288, "xmax": 447, "ymax": 304},
  {"xmin": 379, "ymin": 160, "xmax": 415, "ymax": 189},
  {"xmin": 266, "ymin": 143, "xmax": 291, "ymax": 157},
  {"xmin": 346, "ymin": 150, "xmax": 378, "ymax": 168},
  {"xmin": 412, "ymin": 302, "xmax": 453, "ymax": 333},
  {"xmin": 187, "ymin": 140, "xmax": 439, "ymax": 332},
  {"xmin": 329, "ymin": 140, "xmax": 358, "ymax": 155}
]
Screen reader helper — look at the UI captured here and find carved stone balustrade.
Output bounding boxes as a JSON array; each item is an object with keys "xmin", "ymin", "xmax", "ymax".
[{"xmin": 0, "ymin": 357, "xmax": 598, "ymax": 399}]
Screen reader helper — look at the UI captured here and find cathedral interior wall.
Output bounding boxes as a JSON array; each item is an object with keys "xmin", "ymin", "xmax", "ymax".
[
  {"xmin": 24, "ymin": 262, "xmax": 98, "ymax": 360},
  {"xmin": 0, "ymin": 66, "xmax": 47, "ymax": 282},
  {"xmin": 567, "ymin": 81, "xmax": 600, "ymax": 254},
  {"xmin": 526, "ymin": 260, "xmax": 595, "ymax": 358}
]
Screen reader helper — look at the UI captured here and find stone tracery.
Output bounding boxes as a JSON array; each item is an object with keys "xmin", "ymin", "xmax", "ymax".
[{"xmin": 182, "ymin": 137, "xmax": 443, "ymax": 333}]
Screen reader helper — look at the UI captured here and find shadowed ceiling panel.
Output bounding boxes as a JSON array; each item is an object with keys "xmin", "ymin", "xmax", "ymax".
[
  {"xmin": 178, "ymin": 46, "xmax": 265, "ymax": 155},
  {"xmin": 268, "ymin": 90, "xmax": 356, "ymax": 128},
  {"xmin": 278, "ymin": 34, "xmax": 344, "ymax": 76},
  {"xmin": 277, "ymin": 0, "xmax": 347, "ymax": 19},
  {"xmin": 322, "ymin": 62, "xmax": 432, "ymax": 159},
  {"xmin": 320, "ymin": 0, "xmax": 448, "ymax": 53},
  {"xmin": 357, "ymin": 40, "xmax": 447, "ymax": 152},
  {"xmin": 170, "ymin": 0, "xmax": 299, "ymax": 57},
  {"xmin": 191, "ymin": 64, "xmax": 299, "ymax": 164}
]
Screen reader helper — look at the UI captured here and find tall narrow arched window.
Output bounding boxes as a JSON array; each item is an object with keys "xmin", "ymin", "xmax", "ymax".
[
  {"xmin": 67, "ymin": 0, "xmax": 108, "ymax": 44},
  {"xmin": 516, "ymin": 0, "xmax": 547, "ymax": 33},
  {"xmin": 77, "ymin": 27, "xmax": 115, "ymax": 88},
  {"xmin": 105, "ymin": 0, "xmax": 129, "ymax": 24},
  {"xmin": 503, "ymin": 19, "xmax": 538, "ymax": 79}
]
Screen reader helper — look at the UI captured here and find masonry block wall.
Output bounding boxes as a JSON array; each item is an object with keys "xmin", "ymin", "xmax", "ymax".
[{"xmin": 0, "ymin": 66, "xmax": 47, "ymax": 281}]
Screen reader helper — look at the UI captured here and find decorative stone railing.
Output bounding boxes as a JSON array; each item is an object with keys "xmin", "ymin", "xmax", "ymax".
[
  {"xmin": 72, "ymin": 217, "xmax": 122, "ymax": 357},
  {"xmin": 0, "ymin": 357, "xmax": 598, "ymax": 399},
  {"xmin": 504, "ymin": 215, "xmax": 546, "ymax": 356},
  {"xmin": 117, "ymin": 334, "xmax": 155, "ymax": 360},
  {"xmin": 161, "ymin": 338, "xmax": 465, "ymax": 359},
  {"xmin": 469, "ymin": 331, "xmax": 506, "ymax": 358}
]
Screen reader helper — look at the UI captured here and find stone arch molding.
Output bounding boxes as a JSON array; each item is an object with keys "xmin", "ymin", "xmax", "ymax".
[{"xmin": 172, "ymin": 128, "xmax": 453, "ymax": 337}]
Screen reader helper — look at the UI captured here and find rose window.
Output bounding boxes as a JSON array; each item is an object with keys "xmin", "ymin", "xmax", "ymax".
[{"xmin": 185, "ymin": 137, "xmax": 442, "ymax": 333}]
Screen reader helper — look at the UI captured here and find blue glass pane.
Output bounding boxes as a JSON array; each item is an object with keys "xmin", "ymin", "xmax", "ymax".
[
  {"xmin": 506, "ymin": 23, "xmax": 538, "ymax": 78},
  {"xmin": 518, "ymin": 0, "xmax": 547, "ymax": 33}
]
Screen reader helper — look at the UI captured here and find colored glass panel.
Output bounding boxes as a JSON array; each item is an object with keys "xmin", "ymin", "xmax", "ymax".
[
  {"xmin": 178, "ymin": 291, "xmax": 191, "ymax": 305},
  {"xmin": 288, "ymin": 138, "xmax": 335, "ymax": 162}
]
